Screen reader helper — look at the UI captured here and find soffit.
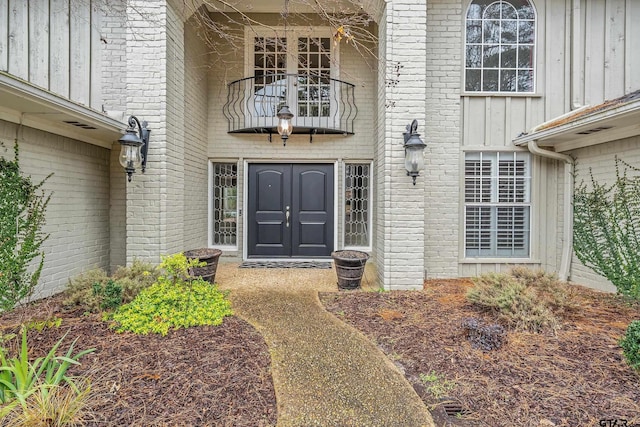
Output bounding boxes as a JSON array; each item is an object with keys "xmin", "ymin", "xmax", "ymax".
[
  {"xmin": 513, "ymin": 90, "xmax": 640, "ymax": 152},
  {"xmin": 0, "ymin": 72, "xmax": 124, "ymax": 149}
]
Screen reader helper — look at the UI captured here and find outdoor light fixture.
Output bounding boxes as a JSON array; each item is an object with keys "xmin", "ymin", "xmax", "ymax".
[
  {"xmin": 403, "ymin": 119, "xmax": 426, "ymax": 185},
  {"xmin": 276, "ymin": 105, "xmax": 294, "ymax": 146},
  {"xmin": 118, "ymin": 115, "xmax": 150, "ymax": 182}
]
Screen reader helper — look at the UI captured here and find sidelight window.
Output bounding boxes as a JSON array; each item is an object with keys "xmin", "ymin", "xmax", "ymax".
[
  {"xmin": 211, "ymin": 162, "xmax": 238, "ymax": 247},
  {"xmin": 344, "ymin": 163, "xmax": 371, "ymax": 248}
]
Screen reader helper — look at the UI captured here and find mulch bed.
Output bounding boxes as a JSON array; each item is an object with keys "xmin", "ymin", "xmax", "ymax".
[
  {"xmin": 0, "ymin": 295, "xmax": 277, "ymax": 427},
  {"xmin": 320, "ymin": 279, "xmax": 640, "ymax": 427}
]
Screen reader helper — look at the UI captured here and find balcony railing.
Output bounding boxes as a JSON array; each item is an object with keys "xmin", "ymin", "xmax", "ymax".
[{"xmin": 223, "ymin": 73, "xmax": 357, "ymax": 137}]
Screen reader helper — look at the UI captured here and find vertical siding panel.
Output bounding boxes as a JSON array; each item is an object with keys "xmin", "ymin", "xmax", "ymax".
[
  {"xmin": 69, "ymin": 0, "xmax": 90, "ymax": 106},
  {"xmin": 49, "ymin": 0, "xmax": 70, "ymax": 97},
  {"xmin": 466, "ymin": 98, "xmax": 486, "ymax": 146},
  {"xmin": 28, "ymin": 0, "xmax": 49, "ymax": 88},
  {"xmin": 489, "ymin": 97, "xmax": 505, "ymax": 145},
  {"xmin": 0, "ymin": 0, "xmax": 8, "ymax": 72},
  {"xmin": 89, "ymin": 0, "xmax": 102, "ymax": 110},
  {"xmin": 605, "ymin": 0, "xmax": 625, "ymax": 99},
  {"xmin": 545, "ymin": 0, "xmax": 567, "ymax": 120},
  {"xmin": 462, "ymin": 96, "xmax": 470, "ymax": 147},
  {"xmin": 8, "ymin": 0, "xmax": 28, "ymax": 79},
  {"xmin": 504, "ymin": 97, "xmax": 511, "ymax": 146},
  {"xmin": 628, "ymin": 0, "xmax": 640, "ymax": 92},
  {"xmin": 509, "ymin": 98, "xmax": 527, "ymax": 141},
  {"xmin": 483, "ymin": 97, "xmax": 491, "ymax": 146},
  {"xmin": 585, "ymin": 0, "xmax": 605, "ymax": 104}
]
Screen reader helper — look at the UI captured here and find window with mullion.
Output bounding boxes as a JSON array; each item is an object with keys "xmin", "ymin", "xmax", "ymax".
[
  {"xmin": 464, "ymin": 152, "xmax": 531, "ymax": 257},
  {"xmin": 251, "ymin": 30, "xmax": 333, "ymax": 120},
  {"xmin": 465, "ymin": 0, "xmax": 536, "ymax": 93},
  {"xmin": 253, "ymin": 37, "xmax": 287, "ymax": 117}
]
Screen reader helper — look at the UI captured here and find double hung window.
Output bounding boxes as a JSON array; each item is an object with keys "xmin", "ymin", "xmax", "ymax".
[{"xmin": 464, "ymin": 152, "xmax": 531, "ymax": 257}]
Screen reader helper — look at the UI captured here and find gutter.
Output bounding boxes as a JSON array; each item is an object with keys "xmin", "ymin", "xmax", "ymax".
[{"xmin": 526, "ymin": 141, "xmax": 574, "ymax": 281}]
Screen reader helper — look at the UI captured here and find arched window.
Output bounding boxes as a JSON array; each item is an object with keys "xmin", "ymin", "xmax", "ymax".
[{"xmin": 465, "ymin": 0, "xmax": 536, "ymax": 93}]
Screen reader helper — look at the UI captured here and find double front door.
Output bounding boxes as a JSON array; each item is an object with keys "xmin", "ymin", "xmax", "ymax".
[{"xmin": 247, "ymin": 163, "xmax": 334, "ymax": 258}]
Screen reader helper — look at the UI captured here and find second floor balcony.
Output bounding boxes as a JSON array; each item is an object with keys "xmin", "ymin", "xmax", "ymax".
[{"xmin": 223, "ymin": 73, "xmax": 357, "ymax": 139}]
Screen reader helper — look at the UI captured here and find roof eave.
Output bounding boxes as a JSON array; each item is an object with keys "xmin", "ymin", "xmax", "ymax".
[
  {"xmin": 513, "ymin": 98, "xmax": 640, "ymax": 151},
  {"xmin": 0, "ymin": 72, "xmax": 125, "ymax": 149}
]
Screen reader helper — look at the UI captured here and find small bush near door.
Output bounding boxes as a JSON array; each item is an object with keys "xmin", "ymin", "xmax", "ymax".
[
  {"xmin": 109, "ymin": 253, "xmax": 233, "ymax": 336},
  {"xmin": 64, "ymin": 260, "xmax": 159, "ymax": 313}
]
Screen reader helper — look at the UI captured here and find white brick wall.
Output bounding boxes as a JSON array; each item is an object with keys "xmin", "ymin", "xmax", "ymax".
[
  {"xmin": 182, "ymin": 12, "xmax": 209, "ymax": 251},
  {"xmin": 0, "ymin": 120, "xmax": 110, "ymax": 299},
  {"xmin": 423, "ymin": 0, "xmax": 462, "ymax": 280},
  {"xmin": 122, "ymin": 0, "xmax": 176, "ymax": 264},
  {"xmin": 375, "ymin": 0, "xmax": 428, "ymax": 290}
]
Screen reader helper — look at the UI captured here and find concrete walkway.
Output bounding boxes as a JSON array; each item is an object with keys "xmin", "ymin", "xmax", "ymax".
[{"xmin": 216, "ymin": 262, "xmax": 435, "ymax": 427}]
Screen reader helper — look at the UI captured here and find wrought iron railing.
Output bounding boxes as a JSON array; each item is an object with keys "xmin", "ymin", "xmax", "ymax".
[{"xmin": 223, "ymin": 73, "xmax": 357, "ymax": 137}]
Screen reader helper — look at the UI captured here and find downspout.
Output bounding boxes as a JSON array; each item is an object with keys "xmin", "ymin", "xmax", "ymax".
[{"xmin": 526, "ymin": 141, "xmax": 574, "ymax": 281}]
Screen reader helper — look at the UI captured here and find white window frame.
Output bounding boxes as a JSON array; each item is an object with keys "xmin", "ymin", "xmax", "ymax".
[
  {"xmin": 463, "ymin": 0, "xmax": 537, "ymax": 94},
  {"xmin": 343, "ymin": 161, "xmax": 373, "ymax": 251},
  {"xmin": 244, "ymin": 26, "xmax": 340, "ymax": 129},
  {"xmin": 208, "ymin": 160, "xmax": 239, "ymax": 250},
  {"xmin": 463, "ymin": 151, "xmax": 532, "ymax": 258}
]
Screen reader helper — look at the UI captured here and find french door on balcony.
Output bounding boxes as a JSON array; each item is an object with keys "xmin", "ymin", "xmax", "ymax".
[
  {"xmin": 247, "ymin": 163, "xmax": 334, "ymax": 258},
  {"xmin": 249, "ymin": 28, "xmax": 337, "ymax": 128}
]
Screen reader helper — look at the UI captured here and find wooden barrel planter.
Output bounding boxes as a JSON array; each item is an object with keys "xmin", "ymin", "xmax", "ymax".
[
  {"xmin": 331, "ymin": 250, "xmax": 369, "ymax": 290},
  {"xmin": 184, "ymin": 248, "xmax": 222, "ymax": 284}
]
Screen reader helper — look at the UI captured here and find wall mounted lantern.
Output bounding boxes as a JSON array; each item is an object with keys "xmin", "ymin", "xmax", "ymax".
[
  {"xmin": 403, "ymin": 119, "xmax": 426, "ymax": 185},
  {"xmin": 118, "ymin": 115, "xmax": 151, "ymax": 182},
  {"xmin": 276, "ymin": 105, "xmax": 294, "ymax": 146}
]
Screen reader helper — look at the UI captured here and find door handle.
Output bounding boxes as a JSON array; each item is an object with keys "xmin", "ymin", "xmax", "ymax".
[{"xmin": 285, "ymin": 206, "xmax": 290, "ymax": 228}]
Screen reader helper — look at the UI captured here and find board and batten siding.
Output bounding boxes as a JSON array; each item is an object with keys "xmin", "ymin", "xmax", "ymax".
[
  {"xmin": 461, "ymin": 0, "xmax": 640, "ymax": 150},
  {"xmin": 0, "ymin": 0, "xmax": 103, "ymax": 110},
  {"xmin": 458, "ymin": 0, "xmax": 640, "ymax": 278}
]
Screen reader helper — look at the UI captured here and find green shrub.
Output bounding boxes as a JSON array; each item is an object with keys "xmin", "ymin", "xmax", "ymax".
[
  {"xmin": 620, "ymin": 320, "xmax": 640, "ymax": 371},
  {"xmin": 109, "ymin": 253, "xmax": 232, "ymax": 336},
  {"xmin": 64, "ymin": 260, "xmax": 159, "ymax": 313},
  {"xmin": 466, "ymin": 267, "xmax": 576, "ymax": 332},
  {"xmin": 573, "ymin": 157, "xmax": 640, "ymax": 299},
  {"xmin": 92, "ymin": 280, "xmax": 122, "ymax": 311},
  {"xmin": 0, "ymin": 142, "xmax": 52, "ymax": 311}
]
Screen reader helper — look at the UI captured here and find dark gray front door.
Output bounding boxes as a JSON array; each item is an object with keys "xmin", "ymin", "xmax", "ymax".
[{"xmin": 247, "ymin": 163, "xmax": 334, "ymax": 258}]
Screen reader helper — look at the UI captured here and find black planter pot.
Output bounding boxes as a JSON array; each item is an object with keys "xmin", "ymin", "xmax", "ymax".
[
  {"xmin": 184, "ymin": 248, "xmax": 222, "ymax": 284},
  {"xmin": 331, "ymin": 250, "xmax": 369, "ymax": 290}
]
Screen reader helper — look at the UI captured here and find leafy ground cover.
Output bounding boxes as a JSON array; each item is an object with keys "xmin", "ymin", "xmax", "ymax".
[
  {"xmin": 0, "ymin": 294, "xmax": 276, "ymax": 426},
  {"xmin": 321, "ymin": 279, "xmax": 640, "ymax": 427}
]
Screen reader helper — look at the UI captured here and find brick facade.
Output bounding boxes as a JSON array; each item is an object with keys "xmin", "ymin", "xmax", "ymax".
[{"xmin": 5, "ymin": 0, "xmax": 640, "ymax": 296}]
